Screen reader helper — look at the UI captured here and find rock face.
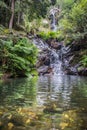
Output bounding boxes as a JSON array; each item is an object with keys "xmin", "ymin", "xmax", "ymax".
[
  {"xmin": 33, "ymin": 38, "xmax": 52, "ymax": 75},
  {"xmin": 33, "ymin": 36, "xmax": 87, "ymax": 76},
  {"xmin": 47, "ymin": 39, "xmax": 62, "ymax": 50},
  {"xmin": 78, "ymin": 68, "xmax": 87, "ymax": 76},
  {"xmin": 62, "ymin": 42, "xmax": 87, "ymax": 76},
  {"xmin": 33, "ymin": 38, "xmax": 63, "ymax": 75}
]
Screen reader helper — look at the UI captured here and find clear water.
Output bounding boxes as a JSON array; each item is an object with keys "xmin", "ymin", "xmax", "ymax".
[{"xmin": 0, "ymin": 75, "xmax": 87, "ymax": 130}]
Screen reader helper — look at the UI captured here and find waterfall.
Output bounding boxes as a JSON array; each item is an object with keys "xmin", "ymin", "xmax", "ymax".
[
  {"xmin": 31, "ymin": 8, "xmax": 63, "ymax": 75},
  {"xmin": 49, "ymin": 7, "xmax": 59, "ymax": 31},
  {"xmin": 50, "ymin": 12, "xmax": 57, "ymax": 31},
  {"xmin": 50, "ymin": 49, "xmax": 63, "ymax": 75},
  {"xmin": 33, "ymin": 38, "xmax": 64, "ymax": 75},
  {"xmin": 32, "ymin": 8, "xmax": 63, "ymax": 75}
]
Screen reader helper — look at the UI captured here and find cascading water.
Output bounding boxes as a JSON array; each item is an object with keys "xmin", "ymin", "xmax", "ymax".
[
  {"xmin": 32, "ymin": 8, "xmax": 64, "ymax": 75},
  {"xmin": 49, "ymin": 7, "xmax": 59, "ymax": 31},
  {"xmin": 50, "ymin": 49, "xmax": 63, "ymax": 74},
  {"xmin": 49, "ymin": 8, "xmax": 63, "ymax": 74},
  {"xmin": 33, "ymin": 38, "xmax": 64, "ymax": 75},
  {"xmin": 50, "ymin": 12, "xmax": 57, "ymax": 31}
]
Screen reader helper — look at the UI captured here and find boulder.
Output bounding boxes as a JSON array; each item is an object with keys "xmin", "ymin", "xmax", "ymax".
[
  {"xmin": 37, "ymin": 66, "xmax": 53, "ymax": 75},
  {"xmin": 78, "ymin": 68, "xmax": 87, "ymax": 76},
  {"xmin": 51, "ymin": 42, "xmax": 62, "ymax": 50},
  {"xmin": 64, "ymin": 67, "xmax": 78, "ymax": 75}
]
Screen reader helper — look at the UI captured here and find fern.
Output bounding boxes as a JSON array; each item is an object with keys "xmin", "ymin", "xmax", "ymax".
[
  {"xmin": 0, "ymin": 37, "xmax": 38, "ymax": 77},
  {"xmin": 81, "ymin": 55, "xmax": 87, "ymax": 67}
]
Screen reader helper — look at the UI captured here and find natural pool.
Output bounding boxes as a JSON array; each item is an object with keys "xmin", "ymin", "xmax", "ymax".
[{"xmin": 0, "ymin": 75, "xmax": 87, "ymax": 130}]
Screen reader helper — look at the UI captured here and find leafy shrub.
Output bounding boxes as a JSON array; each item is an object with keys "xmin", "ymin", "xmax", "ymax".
[
  {"xmin": 0, "ymin": 25, "xmax": 5, "ymax": 35},
  {"xmin": 38, "ymin": 31, "xmax": 64, "ymax": 41},
  {"xmin": 81, "ymin": 55, "xmax": 87, "ymax": 67},
  {"xmin": 0, "ymin": 25, "xmax": 10, "ymax": 35},
  {"xmin": 58, "ymin": 0, "xmax": 87, "ymax": 44},
  {"xmin": 0, "ymin": 37, "xmax": 38, "ymax": 77}
]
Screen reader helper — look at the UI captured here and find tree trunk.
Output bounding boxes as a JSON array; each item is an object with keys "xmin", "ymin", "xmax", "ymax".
[
  {"xmin": 9, "ymin": 0, "xmax": 15, "ymax": 30},
  {"xmin": 17, "ymin": 0, "xmax": 21, "ymax": 25}
]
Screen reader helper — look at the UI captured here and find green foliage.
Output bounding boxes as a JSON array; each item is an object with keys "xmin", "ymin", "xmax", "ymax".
[
  {"xmin": 26, "ymin": 0, "xmax": 50, "ymax": 19},
  {"xmin": 0, "ymin": 1, "xmax": 7, "ymax": 8},
  {"xmin": 0, "ymin": 0, "xmax": 51, "ymax": 28},
  {"xmin": 51, "ymin": 0, "xmax": 57, "ymax": 5},
  {"xmin": 24, "ymin": 18, "xmax": 42, "ymax": 33},
  {"xmin": 0, "ymin": 25, "xmax": 4, "ymax": 34},
  {"xmin": 0, "ymin": 37, "xmax": 38, "ymax": 77},
  {"xmin": 0, "ymin": 72, "xmax": 3, "ymax": 79},
  {"xmin": 58, "ymin": 0, "xmax": 87, "ymax": 44},
  {"xmin": 56, "ymin": 0, "xmax": 75, "ymax": 14},
  {"xmin": 70, "ymin": 0, "xmax": 87, "ymax": 33},
  {"xmin": 0, "ymin": 25, "xmax": 10, "ymax": 35},
  {"xmin": 81, "ymin": 55, "xmax": 87, "ymax": 67},
  {"xmin": 61, "ymin": 0, "xmax": 75, "ymax": 11},
  {"xmin": 21, "ymin": 0, "xmax": 51, "ymax": 31},
  {"xmin": 38, "ymin": 31, "xmax": 64, "ymax": 41},
  {"xmin": 0, "ymin": 0, "xmax": 10, "ymax": 27}
]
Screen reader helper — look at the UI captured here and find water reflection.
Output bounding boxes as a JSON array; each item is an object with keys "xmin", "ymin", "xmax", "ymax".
[
  {"xmin": 37, "ymin": 75, "xmax": 87, "ymax": 109},
  {"xmin": 0, "ymin": 75, "xmax": 87, "ymax": 130},
  {"xmin": 0, "ymin": 77, "xmax": 37, "ymax": 107}
]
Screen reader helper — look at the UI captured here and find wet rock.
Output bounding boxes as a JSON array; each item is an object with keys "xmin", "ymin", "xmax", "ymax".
[
  {"xmin": 37, "ymin": 66, "xmax": 48, "ymax": 74},
  {"xmin": 10, "ymin": 114, "xmax": 24, "ymax": 126},
  {"xmin": 64, "ymin": 67, "xmax": 78, "ymax": 75},
  {"xmin": 62, "ymin": 41, "xmax": 87, "ymax": 76},
  {"xmin": 78, "ymin": 67, "xmax": 87, "ymax": 76},
  {"xmin": 44, "ymin": 57, "xmax": 50, "ymax": 66},
  {"xmin": 1, "ymin": 112, "xmax": 12, "ymax": 125},
  {"xmin": 33, "ymin": 37, "xmax": 64, "ymax": 75},
  {"xmin": 46, "ymin": 39, "xmax": 62, "ymax": 50},
  {"xmin": 51, "ymin": 41, "xmax": 62, "ymax": 50},
  {"xmin": 43, "ymin": 103, "xmax": 62, "ymax": 114},
  {"xmin": 62, "ymin": 55, "xmax": 79, "ymax": 75},
  {"xmin": 36, "ymin": 54, "xmax": 50, "ymax": 67},
  {"xmin": 37, "ymin": 66, "xmax": 53, "ymax": 75}
]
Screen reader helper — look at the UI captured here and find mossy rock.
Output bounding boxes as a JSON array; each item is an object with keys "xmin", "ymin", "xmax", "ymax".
[{"xmin": 10, "ymin": 114, "xmax": 25, "ymax": 126}]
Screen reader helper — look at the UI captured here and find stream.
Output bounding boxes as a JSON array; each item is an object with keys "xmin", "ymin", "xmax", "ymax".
[{"xmin": 0, "ymin": 75, "xmax": 87, "ymax": 130}]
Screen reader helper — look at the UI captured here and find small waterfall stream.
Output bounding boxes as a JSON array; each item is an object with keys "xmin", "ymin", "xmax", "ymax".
[
  {"xmin": 50, "ymin": 12, "xmax": 57, "ymax": 31},
  {"xmin": 33, "ymin": 7, "xmax": 64, "ymax": 75},
  {"xmin": 50, "ymin": 49, "xmax": 63, "ymax": 74},
  {"xmin": 33, "ymin": 38, "xmax": 63, "ymax": 75},
  {"xmin": 32, "ymin": 8, "xmax": 63, "ymax": 75},
  {"xmin": 49, "ymin": 7, "xmax": 59, "ymax": 31}
]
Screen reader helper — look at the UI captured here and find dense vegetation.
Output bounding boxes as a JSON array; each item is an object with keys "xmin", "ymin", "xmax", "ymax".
[
  {"xmin": 0, "ymin": 0, "xmax": 87, "ymax": 77},
  {"xmin": 0, "ymin": 37, "xmax": 38, "ymax": 77},
  {"xmin": 58, "ymin": 0, "xmax": 87, "ymax": 69},
  {"xmin": 0, "ymin": 0, "xmax": 52, "ymax": 30},
  {"xmin": 0, "ymin": 0, "xmax": 51, "ymax": 78}
]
